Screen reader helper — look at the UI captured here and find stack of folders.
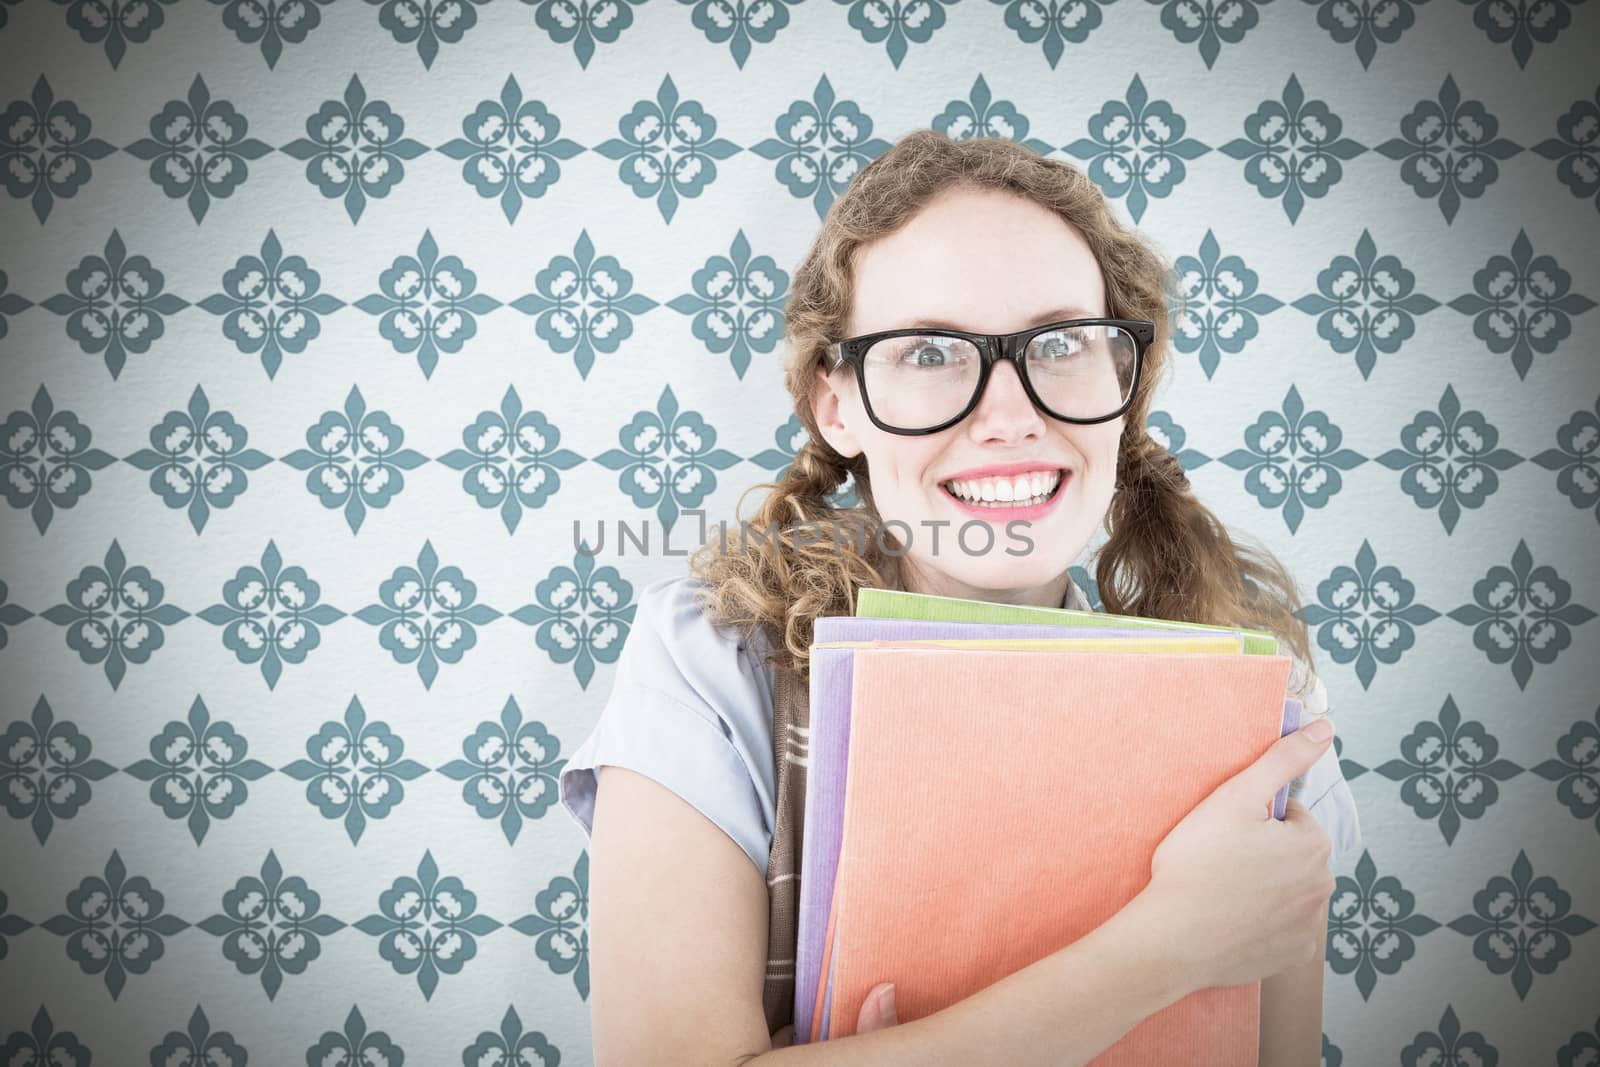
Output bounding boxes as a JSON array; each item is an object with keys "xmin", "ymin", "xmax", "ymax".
[{"xmin": 792, "ymin": 587, "xmax": 1303, "ymax": 1065}]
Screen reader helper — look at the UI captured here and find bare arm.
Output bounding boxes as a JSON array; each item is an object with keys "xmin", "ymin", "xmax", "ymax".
[
  {"xmin": 588, "ymin": 765, "xmax": 1194, "ymax": 1067},
  {"xmin": 1257, "ymin": 896, "xmax": 1329, "ymax": 1067}
]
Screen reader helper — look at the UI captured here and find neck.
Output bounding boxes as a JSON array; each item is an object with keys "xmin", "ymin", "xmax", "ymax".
[{"xmin": 897, "ymin": 555, "xmax": 1075, "ymax": 609}]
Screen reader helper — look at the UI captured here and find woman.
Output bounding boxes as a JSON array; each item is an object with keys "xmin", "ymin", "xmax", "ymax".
[{"xmin": 558, "ymin": 129, "xmax": 1361, "ymax": 1064}]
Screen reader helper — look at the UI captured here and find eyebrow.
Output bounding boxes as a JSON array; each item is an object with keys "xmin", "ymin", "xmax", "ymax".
[{"xmin": 888, "ymin": 305, "xmax": 1101, "ymax": 332}]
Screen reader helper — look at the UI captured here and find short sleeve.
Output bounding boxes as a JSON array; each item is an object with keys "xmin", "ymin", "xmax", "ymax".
[
  {"xmin": 557, "ymin": 574, "xmax": 778, "ymax": 879},
  {"xmin": 1287, "ymin": 670, "xmax": 1364, "ymax": 868}
]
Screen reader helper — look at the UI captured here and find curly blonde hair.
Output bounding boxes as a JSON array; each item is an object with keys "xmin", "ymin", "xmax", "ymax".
[{"xmin": 688, "ymin": 129, "xmax": 1313, "ymax": 683}]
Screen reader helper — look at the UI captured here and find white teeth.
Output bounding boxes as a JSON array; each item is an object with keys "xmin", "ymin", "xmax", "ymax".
[{"xmin": 942, "ymin": 470, "xmax": 1064, "ymax": 506}]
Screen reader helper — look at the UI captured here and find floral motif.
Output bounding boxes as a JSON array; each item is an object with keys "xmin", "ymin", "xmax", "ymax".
[
  {"xmin": 439, "ymin": 697, "xmax": 568, "ymax": 844},
  {"xmin": 147, "ymin": 1006, "xmax": 248, "ymax": 1066},
  {"xmin": 1376, "ymin": 75, "xmax": 1522, "ymax": 224},
  {"xmin": 0, "ymin": 385, "xmax": 117, "ymax": 535},
  {"xmin": 282, "ymin": 75, "xmax": 428, "ymax": 224},
  {"xmin": 1221, "ymin": 74, "xmax": 1366, "ymax": 223},
  {"xmin": 198, "ymin": 229, "xmax": 347, "ymax": 379},
  {"xmin": 597, "ymin": 385, "xmax": 741, "ymax": 529},
  {"xmin": 521, "ymin": 0, "xmax": 645, "ymax": 67},
  {"xmin": 41, "ymin": 850, "xmax": 190, "ymax": 999},
  {"xmin": 440, "ymin": 386, "xmax": 583, "ymax": 532},
  {"xmin": 1445, "ymin": 850, "xmax": 1597, "ymax": 998},
  {"xmin": 1531, "ymin": 398, "xmax": 1599, "ymax": 521},
  {"xmin": 752, "ymin": 75, "xmax": 894, "ymax": 219},
  {"xmin": 281, "ymin": 696, "xmax": 428, "ymax": 842},
  {"xmin": 1375, "ymin": 696, "xmax": 1523, "ymax": 844},
  {"xmin": 53, "ymin": 0, "xmax": 179, "ymax": 68},
  {"xmin": 597, "ymin": 75, "xmax": 740, "ymax": 223},
  {"xmin": 1532, "ymin": 86, "xmax": 1600, "ymax": 213},
  {"xmin": 304, "ymin": 1006, "xmax": 405, "ymax": 1065},
  {"xmin": 282, "ymin": 385, "xmax": 429, "ymax": 534},
  {"xmin": 1063, "ymin": 75, "xmax": 1209, "ymax": 223},
  {"xmin": 1327, "ymin": 850, "xmax": 1442, "ymax": 999},
  {"xmin": 1291, "ymin": 228, "xmax": 1439, "ymax": 379},
  {"xmin": 1, "ymin": 695, "xmax": 116, "ymax": 844},
  {"xmin": 199, "ymin": 541, "xmax": 345, "ymax": 688},
  {"xmin": 679, "ymin": 0, "xmax": 800, "ymax": 66},
  {"xmin": 511, "ymin": 851, "xmax": 589, "ymax": 998},
  {"xmin": 461, "ymin": 1006, "xmax": 560, "ymax": 1065},
  {"xmin": 355, "ymin": 539, "xmax": 502, "ymax": 688},
  {"xmin": 1456, "ymin": 0, "xmax": 1583, "ymax": 67},
  {"xmin": 1145, "ymin": 410, "xmax": 1212, "ymax": 470},
  {"xmin": 0, "ymin": 1008, "xmax": 91, "ymax": 1066},
  {"xmin": 355, "ymin": 850, "xmax": 502, "ymax": 999},
  {"xmin": 41, "ymin": 539, "xmax": 190, "ymax": 690},
  {"xmin": 989, "ymin": 0, "xmax": 1113, "ymax": 65},
  {"xmin": 1376, "ymin": 385, "xmax": 1523, "ymax": 533},
  {"xmin": 1531, "ymin": 707, "xmax": 1600, "ymax": 833},
  {"xmin": 0, "ymin": 75, "xmax": 116, "ymax": 223},
  {"xmin": 41, "ymin": 228, "xmax": 191, "ymax": 380},
  {"xmin": 932, "ymin": 75, "xmax": 1054, "ymax": 153},
  {"xmin": 834, "ymin": 0, "xmax": 956, "ymax": 67},
  {"xmin": 511, "ymin": 229, "xmax": 660, "ymax": 379},
  {"xmin": 125, "ymin": 696, "xmax": 272, "ymax": 843},
  {"xmin": 1146, "ymin": 0, "xmax": 1269, "ymax": 68},
  {"xmin": 198, "ymin": 849, "xmax": 347, "ymax": 999},
  {"xmin": 355, "ymin": 228, "xmax": 501, "ymax": 379},
  {"xmin": 366, "ymin": 0, "xmax": 490, "ymax": 67},
  {"xmin": 1447, "ymin": 540, "xmax": 1595, "ymax": 690},
  {"xmin": 210, "ymin": 0, "xmax": 337, "ymax": 69},
  {"xmin": 667, "ymin": 229, "xmax": 788, "ymax": 378},
  {"xmin": 1220, "ymin": 385, "xmax": 1366, "ymax": 533},
  {"xmin": 125, "ymin": 74, "xmax": 270, "ymax": 223},
  {"xmin": 439, "ymin": 76, "xmax": 584, "ymax": 223},
  {"xmin": 0, "ymin": 888, "xmax": 32, "ymax": 960},
  {"xmin": 1301, "ymin": 0, "xmax": 1429, "ymax": 68},
  {"xmin": 1170, "ymin": 229, "xmax": 1283, "ymax": 379},
  {"xmin": 1446, "ymin": 229, "xmax": 1595, "ymax": 380},
  {"xmin": 1299, "ymin": 540, "xmax": 1439, "ymax": 689},
  {"xmin": 1400, "ymin": 1005, "xmax": 1501, "ymax": 1066},
  {"xmin": 125, "ymin": 385, "xmax": 274, "ymax": 534},
  {"xmin": 513, "ymin": 546, "xmax": 636, "ymax": 689}
]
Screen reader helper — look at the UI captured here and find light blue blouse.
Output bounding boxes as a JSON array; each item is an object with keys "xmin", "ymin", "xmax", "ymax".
[{"xmin": 557, "ymin": 574, "xmax": 1364, "ymax": 880}]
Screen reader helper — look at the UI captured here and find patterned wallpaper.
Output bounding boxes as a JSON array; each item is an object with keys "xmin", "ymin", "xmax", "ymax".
[{"xmin": 0, "ymin": 1, "xmax": 1597, "ymax": 1063}]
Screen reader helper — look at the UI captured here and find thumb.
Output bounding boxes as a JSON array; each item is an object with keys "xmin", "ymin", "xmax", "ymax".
[
  {"xmin": 1221, "ymin": 718, "xmax": 1334, "ymax": 814},
  {"xmin": 857, "ymin": 982, "xmax": 898, "ymax": 1032}
]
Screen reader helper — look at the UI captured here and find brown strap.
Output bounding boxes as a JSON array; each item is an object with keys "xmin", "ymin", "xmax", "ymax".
[{"xmin": 762, "ymin": 662, "xmax": 809, "ymax": 1036}]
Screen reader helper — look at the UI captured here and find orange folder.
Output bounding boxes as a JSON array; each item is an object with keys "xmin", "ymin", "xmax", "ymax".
[{"xmin": 823, "ymin": 646, "xmax": 1292, "ymax": 1063}]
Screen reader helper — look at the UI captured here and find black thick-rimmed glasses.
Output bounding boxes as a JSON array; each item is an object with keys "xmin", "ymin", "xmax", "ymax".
[{"xmin": 826, "ymin": 318, "xmax": 1154, "ymax": 436}]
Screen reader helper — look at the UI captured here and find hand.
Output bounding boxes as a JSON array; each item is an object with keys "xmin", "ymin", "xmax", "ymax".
[
  {"xmin": 768, "ymin": 983, "xmax": 899, "ymax": 1047},
  {"xmin": 1138, "ymin": 720, "xmax": 1338, "ymax": 993}
]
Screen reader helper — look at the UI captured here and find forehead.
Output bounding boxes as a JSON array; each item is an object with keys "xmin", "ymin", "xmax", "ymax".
[{"xmin": 847, "ymin": 186, "xmax": 1108, "ymax": 337}]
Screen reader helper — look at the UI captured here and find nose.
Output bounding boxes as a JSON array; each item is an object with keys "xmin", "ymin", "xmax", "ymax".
[{"xmin": 965, "ymin": 360, "xmax": 1046, "ymax": 444}]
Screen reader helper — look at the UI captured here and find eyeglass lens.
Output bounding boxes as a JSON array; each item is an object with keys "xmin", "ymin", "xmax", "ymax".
[{"xmin": 859, "ymin": 324, "xmax": 1138, "ymax": 431}]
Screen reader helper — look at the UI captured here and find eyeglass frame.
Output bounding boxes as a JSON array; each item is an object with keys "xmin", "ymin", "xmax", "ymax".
[{"xmin": 824, "ymin": 317, "xmax": 1156, "ymax": 437}]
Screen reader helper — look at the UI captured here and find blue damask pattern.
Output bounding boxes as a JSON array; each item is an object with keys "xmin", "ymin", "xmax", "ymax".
[{"xmin": 0, "ymin": 10, "xmax": 1594, "ymax": 1065}]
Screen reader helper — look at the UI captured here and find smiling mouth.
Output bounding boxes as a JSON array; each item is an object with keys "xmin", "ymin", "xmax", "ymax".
[{"xmin": 939, "ymin": 469, "xmax": 1067, "ymax": 508}]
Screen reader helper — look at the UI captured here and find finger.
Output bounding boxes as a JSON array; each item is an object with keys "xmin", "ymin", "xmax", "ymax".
[
  {"xmin": 770, "ymin": 1024, "xmax": 796, "ymax": 1049},
  {"xmin": 1220, "ymin": 722, "xmax": 1334, "ymax": 814},
  {"xmin": 857, "ymin": 983, "xmax": 897, "ymax": 1032}
]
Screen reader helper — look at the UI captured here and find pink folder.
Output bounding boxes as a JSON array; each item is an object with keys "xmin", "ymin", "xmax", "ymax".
[{"xmin": 822, "ymin": 646, "xmax": 1293, "ymax": 1061}]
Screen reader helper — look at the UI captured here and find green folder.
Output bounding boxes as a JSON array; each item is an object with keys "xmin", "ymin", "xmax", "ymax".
[{"xmin": 854, "ymin": 587, "xmax": 1280, "ymax": 656}]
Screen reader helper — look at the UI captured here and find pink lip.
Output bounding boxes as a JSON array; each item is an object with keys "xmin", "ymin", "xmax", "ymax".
[
  {"xmin": 938, "ymin": 468, "xmax": 1071, "ymax": 522},
  {"xmin": 939, "ymin": 460, "xmax": 1068, "ymax": 482}
]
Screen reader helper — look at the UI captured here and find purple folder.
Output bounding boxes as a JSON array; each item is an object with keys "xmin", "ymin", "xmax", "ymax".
[{"xmin": 797, "ymin": 617, "xmax": 1303, "ymax": 1043}]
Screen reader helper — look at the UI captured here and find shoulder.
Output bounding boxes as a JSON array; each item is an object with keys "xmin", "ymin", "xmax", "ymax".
[
  {"xmin": 558, "ymin": 573, "xmax": 780, "ymax": 878},
  {"xmin": 616, "ymin": 574, "xmax": 776, "ymax": 717}
]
